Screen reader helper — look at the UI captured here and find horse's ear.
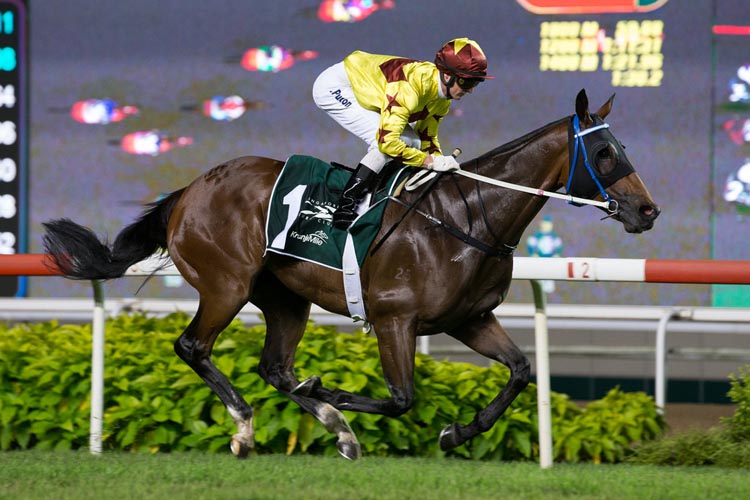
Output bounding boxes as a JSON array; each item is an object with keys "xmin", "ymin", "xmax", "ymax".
[
  {"xmin": 575, "ymin": 89, "xmax": 590, "ymax": 123},
  {"xmin": 596, "ymin": 93, "xmax": 615, "ymax": 119}
]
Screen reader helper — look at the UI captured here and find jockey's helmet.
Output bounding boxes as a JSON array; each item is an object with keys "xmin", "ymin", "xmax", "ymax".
[{"xmin": 434, "ymin": 38, "xmax": 494, "ymax": 81}]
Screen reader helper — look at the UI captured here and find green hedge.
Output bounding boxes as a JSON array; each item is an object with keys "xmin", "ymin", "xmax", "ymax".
[
  {"xmin": 627, "ymin": 365, "xmax": 750, "ymax": 468},
  {"xmin": 0, "ymin": 313, "xmax": 665, "ymax": 461},
  {"xmin": 725, "ymin": 365, "xmax": 750, "ymax": 442}
]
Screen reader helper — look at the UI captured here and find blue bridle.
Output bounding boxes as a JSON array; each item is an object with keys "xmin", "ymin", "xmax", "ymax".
[{"xmin": 565, "ymin": 114, "xmax": 633, "ymax": 212}]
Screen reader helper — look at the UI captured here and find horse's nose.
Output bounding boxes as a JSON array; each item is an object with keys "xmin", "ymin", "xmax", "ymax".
[{"xmin": 640, "ymin": 203, "xmax": 660, "ymax": 221}]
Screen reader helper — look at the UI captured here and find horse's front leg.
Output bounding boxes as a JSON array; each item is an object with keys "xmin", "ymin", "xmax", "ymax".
[
  {"xmin": 439, "ymin": 312, "xmax": 530, "ymax": 450},
  {"xmin": 294, "ymin": 317, "xmax": 417, "ymax": 418}
]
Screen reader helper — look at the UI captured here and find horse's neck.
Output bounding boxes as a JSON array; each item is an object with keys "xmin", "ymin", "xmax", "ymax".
[{"xmin": 471, "ymin": 122, "xmax": 569, "ymax": 248}]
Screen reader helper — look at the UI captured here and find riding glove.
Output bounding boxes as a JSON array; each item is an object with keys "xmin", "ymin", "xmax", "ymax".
[{"xmin": 429, "ymin": 154, "xmax": 461, "ymax": 172}]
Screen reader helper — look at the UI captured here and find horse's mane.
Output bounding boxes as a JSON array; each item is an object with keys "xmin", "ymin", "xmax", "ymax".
[{"xmin": 474, "ymin": 115, "xmax": 570, "ymax": 162}]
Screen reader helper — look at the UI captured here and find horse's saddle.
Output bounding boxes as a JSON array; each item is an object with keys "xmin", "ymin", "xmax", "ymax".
[{"xmin": 265, "ymin": 155, "xmax": 414, "ymax": 271}]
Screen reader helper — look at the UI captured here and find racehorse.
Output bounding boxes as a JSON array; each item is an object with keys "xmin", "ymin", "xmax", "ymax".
[{"xmin": 42, "ymin": 89, "xmax": 659, "ymax": 460}]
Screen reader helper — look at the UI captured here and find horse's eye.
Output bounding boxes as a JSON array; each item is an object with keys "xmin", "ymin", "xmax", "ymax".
[{"xmin": 594, "ymin": 143, "xmax": 618, "ymax": 175}]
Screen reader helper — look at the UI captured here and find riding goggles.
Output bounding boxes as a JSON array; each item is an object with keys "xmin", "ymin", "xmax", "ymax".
[{"xmin": 456, "ymin": 77, "xmax": 482, "ymax": 90}]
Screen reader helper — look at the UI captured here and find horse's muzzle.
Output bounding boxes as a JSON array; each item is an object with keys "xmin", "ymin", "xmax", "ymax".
[{"xmin": 617, "ymin": 196, "xmax": 660, "ymax": 233}]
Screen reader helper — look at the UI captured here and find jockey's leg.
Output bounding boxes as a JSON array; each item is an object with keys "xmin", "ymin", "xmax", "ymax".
[
  {"xmin": 332, "ymin": 162, "xmax": 378, "ymax": 229},
  {"xmin": 313, "ymin": 62, "xmax": 422, "ymax": 229}
]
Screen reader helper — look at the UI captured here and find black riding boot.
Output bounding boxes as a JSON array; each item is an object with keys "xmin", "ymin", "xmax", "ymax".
[{"xmin": 333, "ymin": 163, "xmax": 377, "ymax": 230}]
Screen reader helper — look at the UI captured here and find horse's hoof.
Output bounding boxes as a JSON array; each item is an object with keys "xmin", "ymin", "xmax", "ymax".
[
  {"xmin": 291, "ymin": 376, "xmax": 321, "ymax": 397},
  {"xmin": 336, "ymin": 439, "xmax": 362, "ymax": 461},
  {"xmin": 439, "ymin": 423, "xmax": 462, "ymax": 451},
  {"xmin": 230, "ymin": 437, "xmax": 251, "ymax": 459}
]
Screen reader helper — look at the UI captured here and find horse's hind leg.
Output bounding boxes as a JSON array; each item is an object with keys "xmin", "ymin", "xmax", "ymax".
[
  {"xmin": 253, "ymin": 273, "xmax": 361, "ymax": 460},
  {"xmin": 293, "ymin": 316, "xmax": 418, "ymax": 417},
  {"xmin": 173, "ymin": 293, "xmax": 256, "ymax": 457},
  {"xmin": 439, "ymin": 313, "xmax": 530, "ymax": 450}
]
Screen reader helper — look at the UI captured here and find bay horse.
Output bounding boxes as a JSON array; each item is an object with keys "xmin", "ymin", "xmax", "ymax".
[{"xmin": 43, "ymin": 89, "xmax": 659, "ymax": 460}]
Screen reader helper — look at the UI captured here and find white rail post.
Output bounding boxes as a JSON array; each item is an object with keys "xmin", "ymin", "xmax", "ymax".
[
  {"xmin": 419, "ymin": 336, "xmax": 430, "ymax": 355},
  {"xmin": 89, "ymin": 280, "xmax": 105, "ymax": 455},
  {"xmin": 655, "ymin": 309, "xmax": 679, "ymax": 414},
  {"xmin": 531, "ymin": 280, "xmax": 553, "ymax": 469}
]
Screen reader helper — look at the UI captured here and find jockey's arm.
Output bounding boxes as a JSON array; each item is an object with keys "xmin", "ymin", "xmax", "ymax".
[{"xmin": 377, "ymin": 84, "xmax": 428, "ymax": 167}]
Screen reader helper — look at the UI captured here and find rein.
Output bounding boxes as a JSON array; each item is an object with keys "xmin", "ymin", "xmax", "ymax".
[
  {"xmin": 454, "ymin": 116, "xmax": 621, "ymax": 214},
  {"xmin": 371, "ymin": 170, "xmax": 516, "ymax": 258},
  {"xmin": 455, "ymin": 169, "xmax": 617, "ymax": 213},
  {"xmin": 369, "ymin": 116, "xmax": 624, "ymax": 258}
]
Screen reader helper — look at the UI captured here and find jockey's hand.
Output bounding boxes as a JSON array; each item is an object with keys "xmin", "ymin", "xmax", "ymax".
[{"xmin": 429, "ymin": 154, "xmax": 461, "ymax": 172}]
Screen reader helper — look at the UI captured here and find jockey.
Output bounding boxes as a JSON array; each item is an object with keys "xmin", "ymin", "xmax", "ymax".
[
  {"xmin": 312, "ymin": 37, "xmax": 493, "ymax": 229},
  {"xmin": 70, "ymin": 99, "xmax": 138, "ymax": 124}
]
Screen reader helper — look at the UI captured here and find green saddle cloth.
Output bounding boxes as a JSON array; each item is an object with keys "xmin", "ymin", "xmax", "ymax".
[{"xmin": 265, "ymin": 155, "xmax": 412, "ymax": 270}]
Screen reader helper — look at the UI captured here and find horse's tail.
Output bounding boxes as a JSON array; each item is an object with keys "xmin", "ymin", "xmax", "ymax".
[{"xmin": 42, "ymin": 188, "xmax": 186, "ymax": 280}]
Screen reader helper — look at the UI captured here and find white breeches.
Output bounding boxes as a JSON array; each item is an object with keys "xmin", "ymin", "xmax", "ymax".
[{"xmin": 312, "ymin": 62, "xmax": 420, "ymax": 173}]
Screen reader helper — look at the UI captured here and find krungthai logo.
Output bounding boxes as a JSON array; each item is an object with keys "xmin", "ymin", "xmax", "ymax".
[{"xmin": 289, "ymin": 230, "xmax": 329, "ymax": 246}]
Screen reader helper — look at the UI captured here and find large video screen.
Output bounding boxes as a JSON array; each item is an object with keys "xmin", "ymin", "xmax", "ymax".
[{"xmin": 22, "ymin": 0, "xmax": 750, "ymax": 306}]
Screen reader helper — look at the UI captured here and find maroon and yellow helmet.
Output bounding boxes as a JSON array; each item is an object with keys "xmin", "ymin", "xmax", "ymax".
[{"xmin": 434, "ymin": 38, "xmax": 494, "ymax": 80}]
